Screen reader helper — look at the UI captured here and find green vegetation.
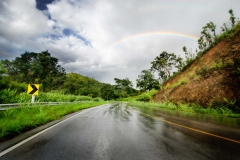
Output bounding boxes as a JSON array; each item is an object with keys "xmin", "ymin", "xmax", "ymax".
[
  {"xmin": 0, "ymin": 9, "xmax": 239, "ymax": 142},
  {"xmin": 113, "ymin": 78, "xmax": 138, "ymax": 98},
  {"xmin": 0, "ymin": 102, "xmax": 107, "ymax": 140},
  {"xmin": 127, "ymin": 101, "xmax": 240, "ymax": 118},
  {"xmin": 0, "ymin": 90, "xmax": 103, "ymax": 104},
  {"xmin": 136, "ymin": 89, "xmax": 158, "ymax": 102},
  {"xmin": 130, "ymin": 10, "xmax": 240, "ymax": 111},
  {"xmin": 1, "ymin": 52, "xmax": 109, "ymax": 140},
  {"xmin": 196, "ymin": 59, "xmax": 235, "ymax": 76},
  {"xmin": 164, "ymin": 78, "xmax": 189, "ymax": 89},
  {"xmin": 0, "ymin": 51, "xmax": 138, "ymax": 104},
  {"xmin": 150, "ymin": 51, "xmax": 183, "ymax": 82},
  {"xmin": 138, "ymin": 9, "xmax": 240, "ymax": 87},
  {"xmin": 62, "ymin": 72, "xmax": 103, "ymax": 97},
  {"xmin": 2, "ymin": 51, "xmax": 66, "ymax": 91},
  {"xmin": 136, "ymin": 70, "xmax": 160, "ymax": 92},
  {"xmin": 1, "ymin": 9, "xmax": 239, "ymax": 104},
  {"xmin": 137, "ymin": 93, "xmax": 151, "ymax": 102}
]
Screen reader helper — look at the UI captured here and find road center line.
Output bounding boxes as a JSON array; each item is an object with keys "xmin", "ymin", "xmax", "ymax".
[{"xmin": 140, "ymin": 112, "xmax": 240, "ymax": 144}]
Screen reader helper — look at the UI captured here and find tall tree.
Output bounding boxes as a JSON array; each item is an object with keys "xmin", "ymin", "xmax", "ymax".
[
  {"xmin": 100, "ymin": 84, "xmax": 114, "ymax": 100},
  {"xmin": 150, "ymin": 51, "xmax": 177, "ymax": 82},
  {"xmin": 2, "ymin": 51, "xmax": 66, "ymax": 91},
  {"xmin": 198, "ymin": 21, "xmax": 217, "ymax": 51},
  {"xmin": 136, "ymin": 70, "xmax": 160, "ymax": 92},
  {"xmin": 114, "ymin": 78, "xmax": 134, "ymax": 98}
]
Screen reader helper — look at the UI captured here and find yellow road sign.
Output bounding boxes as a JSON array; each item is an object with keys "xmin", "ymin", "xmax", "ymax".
[{"xmin": 27, "ymin": 84, "xmax": 39, "ymax": 95}]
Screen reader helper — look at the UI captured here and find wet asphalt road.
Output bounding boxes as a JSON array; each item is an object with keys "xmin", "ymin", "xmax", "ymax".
[{"xmin": 1, "ymin": 103, "xmax": 240, "ymax": 160}]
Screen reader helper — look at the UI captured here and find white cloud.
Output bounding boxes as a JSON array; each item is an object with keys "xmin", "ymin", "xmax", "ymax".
[{"xmin": 0, "ymin": 0, "xmax": 51, "ymax": 43}]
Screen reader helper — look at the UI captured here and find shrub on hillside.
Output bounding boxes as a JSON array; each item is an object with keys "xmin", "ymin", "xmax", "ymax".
[
  {"xmin": 149, "ymin": 89, "xmax": 158, "ymax": 97},
  {"xmin": 137, "ymin": 93, "xmax": 151, "ymax": 102}
]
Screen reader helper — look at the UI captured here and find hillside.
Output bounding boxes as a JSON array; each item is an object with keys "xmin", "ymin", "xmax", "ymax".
[{"xmin": 154, "ymin": 29, "xmax": 240, "ymax": 109}]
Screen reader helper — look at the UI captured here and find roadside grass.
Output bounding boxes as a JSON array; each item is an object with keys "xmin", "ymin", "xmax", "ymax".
[
  {"xmin": 127, "ymin": 101, "xmax": 240, "ymax": 118},
  {"xmin": 117, "ymin": 89, "xmax": 158, "ymax": 102},
  {"xmin": 0, "ymin": 89, "xmax": 103, "ymax": 104},
  {"xmin": 117, "ymin": 96, "xmax": 138, "ymax": 101},
  {"xmin": 0, "ymin": 101, "xmax": 107, "ymax": 140}
]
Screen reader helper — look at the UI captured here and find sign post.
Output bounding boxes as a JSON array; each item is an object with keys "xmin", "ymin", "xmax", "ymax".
[
  {"xmin": 27, "ymin": 84, "xmax": 39, "ymax": 104},
  {"xmin": 31, "ymin": 95, "xmax": 35, "ymax": 104}
]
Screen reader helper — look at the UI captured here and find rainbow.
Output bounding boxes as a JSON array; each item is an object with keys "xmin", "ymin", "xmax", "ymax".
[{"xmin": 109, "ymin": 31, "xmax": 199, "ymax": 48}]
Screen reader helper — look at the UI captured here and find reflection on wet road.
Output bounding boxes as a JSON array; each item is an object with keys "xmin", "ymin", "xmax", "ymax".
[{"xmin": 1, "ymin": 103, "xmax": 240, "ymax": 160}]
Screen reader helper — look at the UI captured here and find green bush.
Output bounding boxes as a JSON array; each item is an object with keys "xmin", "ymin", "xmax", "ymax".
[
  {"xmin": 36, "ymin": 93, "xmax": 48, "ymax": 102},
  {"xmin": 36, "ymin": 93, "xmax": 94, "ymax": 102},
  {"xmin": 0, "ymin": 77, "xmax": 10, "ymax": 90},
  {"xmin": 223, "ymin": 98, "xmax": 239, "ymax": 113},
  {"xmin": 137, "ymin": 93, "xmax": 151, "ymax": 102},
  {"xmin": 9, "ymin": 81, "xmax": 27, "ymax": 93},
  {"xmin": 93, "ymin": 97, "xmax": 104, "ymax": 102},
  {"xmin": 196, "ymin": 66, "xmax": 209, "ymax": 75},
  {"xmin": 75, "ymin": 96, "xmax": 93, "ymax": 101},
  {"xmin": 0, "ymin": 89, "xmax": 18, "ymax": 103},
  {"xmin": 149, "ymin": 89, "xmax": 158, "ymax": 97},
  {"xmin": 17, "ymin": 93, "xmax": 31, "ymax": 103}
]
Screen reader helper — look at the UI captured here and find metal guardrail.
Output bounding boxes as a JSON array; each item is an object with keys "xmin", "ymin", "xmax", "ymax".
[{"xmin": 0, "ymin": 102, "xmax": 84, "ymax": 110}]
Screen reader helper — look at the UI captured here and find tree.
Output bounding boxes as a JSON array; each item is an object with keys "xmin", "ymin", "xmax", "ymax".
[
  {"xmin": 207, "ymin": 21, "xmax": 216, "ymax": 37},
  {"xmin": 100, "ymin": 84, "xmax": 114, "ymax": 100},
  {"xmin": 221, "ymin": 23, "xmax": 229, "ymax": 32},
  {"xmin": 114, "ymin": 78, "xmax": 133, "ymax": 89},
  {"xmin": 182, "ymin": 46, "xmax": 196, "ymax": 67},
  {"xmin": 136, "ymin": 70, "xmax": 159, "ymax": 92},
  {"xmin": 201, "ymin": 25, "xmax": 213, "ymax": 46},
  {"xmin": 229, "ymin": 9, "xmax": 236, "ymax": 27},
  {"xmin": 175, "ymin": 56, "xmax": 184, "ymax": 72},
  {"xmin": 2, "ymin": 51, "xmax": 66, "ymax": 91},
  {"xmin": 114, "ymin": 78, "xmax": 134, "ymax": 98},
  {"xmin": 150, "ymin": 51, "xmax": 178, "ymax": 82},
  {"xmin": 0, "ymin": 61, "xmax": 7, "ymax": 77},
  {"xmin": 0, "ymin": 61, "xmax": 9, "ymax": 90},
  {"xmin": 63, "ymin": 72, "xmax": 101, "ymax": 97},
  {"xmin": 198, "ymin": 21, "xmax": 217, "ymax": 51}
]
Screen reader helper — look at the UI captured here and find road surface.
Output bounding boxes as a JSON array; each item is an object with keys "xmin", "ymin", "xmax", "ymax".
[{"xmin": 1, "ymin": 103, "xmax": 240, "ymax": 160}]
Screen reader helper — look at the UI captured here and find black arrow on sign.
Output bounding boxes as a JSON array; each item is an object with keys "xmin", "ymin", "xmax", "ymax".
[{"xmin": 29, "ymin": 84, "xmax": 38, "ymax": 94}]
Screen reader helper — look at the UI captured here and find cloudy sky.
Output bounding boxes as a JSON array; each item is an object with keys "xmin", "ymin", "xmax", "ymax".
[{"xmin": 0, "ymin": 0, "xmax": 239, "ymax": 87}]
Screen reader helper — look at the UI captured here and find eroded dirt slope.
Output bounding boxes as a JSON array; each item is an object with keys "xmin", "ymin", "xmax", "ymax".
[{"xmin": 154, "ymin": 31, "xmax": 240, "ymax": 107}]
